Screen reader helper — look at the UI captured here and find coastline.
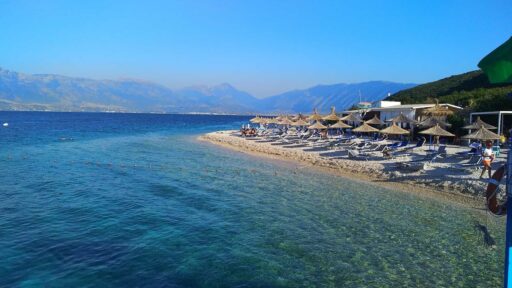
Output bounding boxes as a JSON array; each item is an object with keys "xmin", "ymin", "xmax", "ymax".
[{"xmin": 198, "ymin": 130, "xmax": 489, "ymax": 209}]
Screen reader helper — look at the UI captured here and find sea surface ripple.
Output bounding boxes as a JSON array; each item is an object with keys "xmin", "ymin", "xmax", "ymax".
[{"xmin": 0, "ymin": 111, "xmax": 505, "ymax": 287}]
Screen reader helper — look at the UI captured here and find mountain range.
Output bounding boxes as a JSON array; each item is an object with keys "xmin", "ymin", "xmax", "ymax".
[{"xmin": 0, "ymin": 68, "xmax": 416, "ymax": 114}]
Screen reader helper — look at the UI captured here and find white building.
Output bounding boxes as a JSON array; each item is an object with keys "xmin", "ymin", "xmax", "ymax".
[{"xmin": 367, "ymin": 102, "xmax": 462, "ymax": 124}]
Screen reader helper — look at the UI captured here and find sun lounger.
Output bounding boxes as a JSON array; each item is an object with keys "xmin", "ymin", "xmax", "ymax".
[
  {"xmin": 404, "ymin": 139, "xmax": 425, "ymax": 151},
  {"xmin": 368, "ymin": 144, "xmax": 387, "ymax": 154},
  {"xmin": 347, "ymin": 149, "xmax": 369, "ymax": 161},
  {"xmin": 456, "ymin": 147, "xmax": 478, "ymax": 157}
]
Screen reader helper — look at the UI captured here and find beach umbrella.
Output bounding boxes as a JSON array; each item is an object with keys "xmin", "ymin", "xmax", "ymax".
[
  {"xmin": 419, "ymin": 124, "xmax": 455, "ymax": 137},
  {"xmin": 380, "ymin": 122, "xmax": 410, "ymax": 135},
  {"xmin": 308, "ymin": 121, "xmax": 327, "ymax": 130},
  {"xmin": 421, "ymin": 100, "xmax": 454, "ymax": 117},
  {"xmin": 418, "ymin": 117, "xmax": 452, "ymax": 128},
  {"xmin": 462, "ymin": 116, "xmax": 497, "ymax": 130},
  {"xmin": 278, "ymin": 118, "xmax": 294, "ymax": 125},
  {"xmin": 292, "ymin": 113, "xmax": 307, "ymax": 121},
  {"xmin": 265, "ymin": 117, "xmax": 278, "ymax": 124},
  {"xmin": 339, "ymin": 113, "xmax": 363, "ymax": 123},
  {"xmin": 291, "ymin": 119, "xmax": 310, "ymax": 126},
  {"xmin": 322, "ymin": 106, "xmax": 340, "ymax": 121},
  {"xmin": 249, "ymin": 115, "xmax": 262, "ymax": 123},
  {"xmin": 419, "ymin": 124, "xmax": 455, "ymax": 149},
  {"xmin": 386, "ymin": 113, "xmax": 417, "ymax": 124},
  {"xmin": 364, "ymin": 115, "xmax": 385, "ymax": 126},
  {"xmin": 352, "ymin": 122, "xmax": 379, "ymax": 133},
  {"xmin": 478, "ymin": 36, "xmax": 512, "ymax": 84},
  {"xmin": 329, "ymin": 121, "xmax": 352, "ymax": 129},
  {"xmin": 307, "ymin": 108, "xmax": 324, "ymax": 121},
  {"xmin": 462, "ymin": 126, "xmax": 500, "ymax": 140}
]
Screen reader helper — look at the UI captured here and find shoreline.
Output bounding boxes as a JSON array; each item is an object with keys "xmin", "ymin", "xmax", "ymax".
[{"xmin": 198, "ymin": 131, "xmax": 488, "ymax": 209}]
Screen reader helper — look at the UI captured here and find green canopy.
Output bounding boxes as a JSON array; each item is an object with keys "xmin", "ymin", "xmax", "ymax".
[{"xmin": 478, "ymin": 36, "xmax": 512, "ymax": 84}]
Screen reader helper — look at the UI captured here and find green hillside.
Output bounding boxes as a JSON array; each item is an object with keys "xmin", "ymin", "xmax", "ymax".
[{"xmin": 386, "ymin": 70, "xmax": 512, "ymax": 112}]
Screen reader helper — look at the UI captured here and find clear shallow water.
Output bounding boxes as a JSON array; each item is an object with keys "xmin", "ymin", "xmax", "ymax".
[{"xmin": 0, "ymin": 111, "xmax": 505, "ymax": 287}]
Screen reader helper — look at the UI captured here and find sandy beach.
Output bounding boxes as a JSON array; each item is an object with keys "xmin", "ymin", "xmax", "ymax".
[{"xmin": 198, "ymin": 130, "xmax": 506, "ymax": 207}]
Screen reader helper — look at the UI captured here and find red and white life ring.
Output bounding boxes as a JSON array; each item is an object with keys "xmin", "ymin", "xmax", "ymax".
[{"xmin": 486, "ymin": 165, "xmax": 507, "ymax": 216}]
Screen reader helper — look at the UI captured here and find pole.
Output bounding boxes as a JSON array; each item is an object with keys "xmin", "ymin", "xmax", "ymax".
[
  {"xmin": 469, "ymin": 113, "xmax": 474, "ymax": 146},
  {"xmin": 505, "ymin": 141, "xmax": 512, "ymax": 288}
]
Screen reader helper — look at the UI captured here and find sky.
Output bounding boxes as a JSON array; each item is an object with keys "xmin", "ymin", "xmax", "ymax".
[{"xmin": 0, "ymin": 0, "xmax": 510, "ymax": 97}]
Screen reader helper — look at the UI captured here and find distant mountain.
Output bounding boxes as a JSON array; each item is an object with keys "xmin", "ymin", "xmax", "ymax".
[
  {"xmin": 385, "ymin": 70, "xmax": 512, "ymax": 112},
  {"xmin": 0, "ymin": 68, "xmax": 261, "ymax": 113},
  {"xmin": 259, "ymin": 81, "xmax": 416, "ymax": 113},
  {"xmin": 0, "ymin": 67, "xmax": 416, "ymax": 114}
]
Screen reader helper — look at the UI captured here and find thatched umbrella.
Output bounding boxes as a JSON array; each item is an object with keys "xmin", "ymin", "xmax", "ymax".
[
  {"xmin": 292, "ymin": 113, "xmax": 308, "ymax": 121},
  {"xmin": 291, "ymin": 119, "xmax": 310, "ymax": 126},
  {"xmin": 352, "ymin": 122, "xmax": 379, "ymax": 133},
  {"xmin": 250, "ymin": 116, "xmax": 262, "ymax": 123},
  {"xmin": 340, "ymin": 113, "xmax": 363, "ymax": 123},
  {"xmin": 257, "ymin": 117, "xmax": 268, "ymax": 124},
  {"xmin": 307, "ymin": 108, "xmax": 323, "ymax": 122},
  {"xmin": 278, "ymin": 118, "xmax": 294, "ymax": 125},
  {"xmin": 265, "ymin": 117, "xmax": 278, "ymax": 124},
  {"xmin": 462, "ymin": 116, "xmax": 497, "ymax": 130},
  {"xmin": 329, "ymin": 121, "xmax": 352, "ymax": 129},
  {"xmin": 308, "ymin": 121, "xmax": 327, "ymax": 130},
  {"xmin": 462, "ymin": 126, "xmax": 500, "ymax": 140},
  {"xmin": 418, "ymin": 117, "xmax": 452, "ymax": 128},
  {"xmin": 419, "ymin": 124, "xmax": 455, "ymax": 137},
  {"xmin": 364, "ymin": 115, "xmax": 385, "ymax": 126},
  {"xmin": 386, "ymin": 113, "xmax": 417, "ymax": 125},
  {"xmin": 421, "ymin": 100, "xmax": 454, "ymax": 117},
  {"xmin": 380, "ymin": 122, "xmax": 410, "ymax": 135},
  {"xmin": 419, "ymin": 124, "xmax": 455, "ymax": 149},
  {"xmin": 322, "ymin": 106, "xmax": 340, "ymax": 121}
]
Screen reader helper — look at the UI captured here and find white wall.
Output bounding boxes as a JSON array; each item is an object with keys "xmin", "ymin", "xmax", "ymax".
[{"xmin": 373, "ymin": 101, "xmax": 401, "ymax": 108}]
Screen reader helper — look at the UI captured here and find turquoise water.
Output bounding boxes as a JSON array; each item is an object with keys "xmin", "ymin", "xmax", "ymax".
[{"xmin": 0, "ymin": 112, "xmax": 505, "ymax": 287}]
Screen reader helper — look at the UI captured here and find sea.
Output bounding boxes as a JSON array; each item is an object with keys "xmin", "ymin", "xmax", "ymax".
[{"xmin": 0, "ymin": 111, "xmax": 505, "ymax": 287}]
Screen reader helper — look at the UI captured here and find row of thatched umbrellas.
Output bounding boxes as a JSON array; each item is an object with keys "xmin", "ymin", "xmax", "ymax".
[{"xmin": 250, "ymin": 104, "xmax": 501, "ymax": 141}]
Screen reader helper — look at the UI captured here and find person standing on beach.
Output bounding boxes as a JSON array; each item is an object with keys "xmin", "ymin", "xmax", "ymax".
[{"xmin": 480, "ymin": 140, "xmax": 495, "ymax": 179}]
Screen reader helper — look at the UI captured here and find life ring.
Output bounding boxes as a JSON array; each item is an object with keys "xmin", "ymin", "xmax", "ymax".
[{"xmin": 486, "ymin": 165, "xmax": 506, "ymax": 216}]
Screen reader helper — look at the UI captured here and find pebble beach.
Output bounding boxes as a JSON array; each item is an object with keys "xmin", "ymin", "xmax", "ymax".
[{"xmin": 199, "ymin": 130, "xmax": 505, "ymax": 207}]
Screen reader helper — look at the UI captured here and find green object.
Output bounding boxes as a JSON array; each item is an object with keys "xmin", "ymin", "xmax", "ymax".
[
  {"xmin": 478, "ymin": 36, "xmax": 512, "ymax": 84},
  {"xmin": 493, "ymin": 145, "xmax": 501, "ymax": 157}
]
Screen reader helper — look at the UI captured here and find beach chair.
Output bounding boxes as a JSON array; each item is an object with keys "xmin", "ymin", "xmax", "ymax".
[
  {"xmin": 369, "ymin": 144, "xmax": 387, "ymax": 154},
  {"xmin": 456, "ymin": 147, "xmax": 479, "ymax": 157},
  {"xmin": 436, "ymin": 145, "xmax": 447, "ymax": 156},
  {"xmin": 404, "ymin": 138, "xmax": 425, "ymax": 151},
  {"xmin": 360, "ymin": 143, "xmax": 379, "ymax": 151},
  {"xmin": 347, "ymin": 149, "xmax": 369, "ymax": 161},
  {"xmin": 350, "ymin": 142, "xmax": 367, "ymax": 150},
  {"xmin": 397, "ymin": 141, "xmax": 409, "ymax": 149}
]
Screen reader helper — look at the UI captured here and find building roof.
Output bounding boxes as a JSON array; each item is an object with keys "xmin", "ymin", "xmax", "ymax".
[{"xmin": 369, "ymin": 103, "xmax": 462, "ymax": 112}]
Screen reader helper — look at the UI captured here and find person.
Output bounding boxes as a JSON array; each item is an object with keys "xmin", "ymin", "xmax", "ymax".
[
  {"xmin": 320, "ymin": 129, "xmax": 327, "ymax": 139},
  {"xmin": 480, "ymin": 140, "xmax": 495, "ymax": 179}
]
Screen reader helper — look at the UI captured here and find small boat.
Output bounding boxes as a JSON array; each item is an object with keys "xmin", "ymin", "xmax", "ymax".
[{"xmin": 2, "ymin": 123, "xmax": 8, "ymax": 127}]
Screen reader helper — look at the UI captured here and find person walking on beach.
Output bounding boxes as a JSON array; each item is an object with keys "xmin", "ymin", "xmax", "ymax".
[{"xmin": 480, "ymin": 140, "xmax": 495, "ymax": 179}]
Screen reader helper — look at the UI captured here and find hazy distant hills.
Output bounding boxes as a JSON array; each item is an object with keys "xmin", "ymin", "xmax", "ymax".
[
  {"xmin": 259, "ymin": 82, "xmax": 417, "ymax": 113},
  {"xmin": 0, "ymin": 68, "xmax": 416, "ymax": 114}
]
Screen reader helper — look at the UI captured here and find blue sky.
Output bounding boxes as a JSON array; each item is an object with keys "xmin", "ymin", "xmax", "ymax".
[{"xmin": 0, "ymin": 0, "xmax": 510, "ymax": 97}]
